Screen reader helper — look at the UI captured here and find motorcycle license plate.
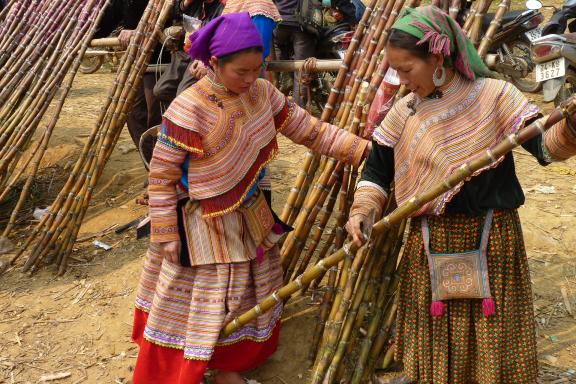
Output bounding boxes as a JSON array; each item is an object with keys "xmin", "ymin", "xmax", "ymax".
[
  {"xmin": 535, "ymin": 58, "xmax": 565, "ymax": 82},
  {"xmin": 525, "ymin": 27, "xmax": 543, "ymax": 42}
]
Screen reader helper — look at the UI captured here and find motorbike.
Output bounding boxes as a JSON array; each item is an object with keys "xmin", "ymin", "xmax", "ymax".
[
  {"xmin": 297, "ymin": 22, "xmax": 354, "ymax": 111},
  {"xmin": 531, "ymin": 0, "xmax": 576, "ymax": 105},
  {"xmin": 473, "ymin": 4, "xmax": 545, "ymax": 92}
]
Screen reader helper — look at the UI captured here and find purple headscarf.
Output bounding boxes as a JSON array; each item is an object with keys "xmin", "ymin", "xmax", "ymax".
[{"xmin": 188, "ymin": 12, "xmax": 264, "ymax": 66}]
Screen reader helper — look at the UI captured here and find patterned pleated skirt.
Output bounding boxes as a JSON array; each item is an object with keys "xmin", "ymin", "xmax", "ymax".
[
  {"xmin": 131, "ymin": 242, "xmax": 283, "ymax": 384},
  {"xmin": 396, "ymin": 209, "xmax": 538, "ymax": 384}
]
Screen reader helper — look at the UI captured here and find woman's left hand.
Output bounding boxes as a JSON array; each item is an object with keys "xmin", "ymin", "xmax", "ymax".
[{"xmin": 189, "ymin": 60, "xmax": 207, "ymax": 79}]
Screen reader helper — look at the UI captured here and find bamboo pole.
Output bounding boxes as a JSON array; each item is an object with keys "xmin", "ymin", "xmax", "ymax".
[{"xmin": 222, "ymin": 103, "xmax": 572, "ymax": 337}]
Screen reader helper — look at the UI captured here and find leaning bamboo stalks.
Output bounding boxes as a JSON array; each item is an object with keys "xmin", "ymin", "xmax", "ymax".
[
  {"xmin": 281, "ymin": 82, "xmax": 370, "ymax": 274},
  {"xmin": 2, "ymin": 1, "xmax": 112, "ymax": 237},
  {"xmin": 467, "ymin": 0, "xmax": 493, "ymax": 45},
  {"xmin": 222, "ymin": 103, "xmax": 570, "ymax": 335},
  {"xmin": 279, "ymin": 0, "xmax": 380, "ymax": 224},
  {"xmin": 281, "ymin": 0, "xmax": 416, "ymax": 277},
  {"xmin": 477, "ymin": 0, "xmax": 510, "ymax": 58},
  {"xmin": 0, "ymin": 0, "xmax": 111, "ymax": 229},
  {"xmin": 313, "ymin": 197, "xmax": 403, "ymax": 383},
  {"xmin": 29, "ymin": 1, "xmax": 171, "ymax": 274},
  {"xmin": 9, "ymin": 0, "xmax": 173, "ymax": 273}
]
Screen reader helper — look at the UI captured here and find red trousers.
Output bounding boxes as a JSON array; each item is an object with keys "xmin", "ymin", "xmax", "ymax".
[{"xmin": 132, "ymin": 309, "xmax": 281, "ymax": 384}]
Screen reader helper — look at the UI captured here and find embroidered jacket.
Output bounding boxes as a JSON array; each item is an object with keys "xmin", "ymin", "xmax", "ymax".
[
  {"xmin": 149, "ymin": 76, "xmax": 368, "ymax": 264},
  {"xmin": 222, "ymin": 0, "xmax": 282, "ymax": 22},
  {"xmin": 351, "ymin": 74, "xmax": 576, "ymax": 219}
]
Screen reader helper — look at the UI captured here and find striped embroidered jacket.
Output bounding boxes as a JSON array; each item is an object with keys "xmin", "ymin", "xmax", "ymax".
[
  {"xmin": 222, "ymin": 0, "xmax": 282, "ymax": 21},
  {"xmin": 148, "ymin": 75, "xmax": 368, "ymax": 265},
  {"xmin": 368, "ymin": 73, "xmax": 576, "ymax": 217}
]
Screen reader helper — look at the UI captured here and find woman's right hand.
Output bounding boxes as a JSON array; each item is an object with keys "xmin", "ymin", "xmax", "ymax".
[
  {"xmin": 345, "ymin": 214, "xmax": 368, "ymax": 247},
  {"xmin": 189, "ymin": 60, "xmax": 207, "ymax": 79},
  {"xmin": 159, "ymin": 241, "xmax": 182, "ymax": 265}
]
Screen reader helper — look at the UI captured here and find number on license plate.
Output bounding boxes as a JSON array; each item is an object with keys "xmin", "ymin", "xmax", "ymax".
[
  {"xmin": 525, "ymin": 27, "xmax": 543, "ymax": 42},
  {"xmin": 535, "ymin": 58, "xmax": 566, "ymax": 82}
]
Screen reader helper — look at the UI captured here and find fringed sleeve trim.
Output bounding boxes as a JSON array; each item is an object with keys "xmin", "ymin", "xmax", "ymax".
[
  {"xmin": 160, "ymin": 118, "xmax": 204, "ymax": 155},
  {"xmin": 199, "ymin": 139, "xmax": 279, "ymax": 218}
]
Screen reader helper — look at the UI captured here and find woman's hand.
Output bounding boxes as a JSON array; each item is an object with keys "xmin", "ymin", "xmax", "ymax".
[
  {"xmin": 118, "ymin": 29, "xmax": 135, "ymax": 48},
  {"xmin": 189, "ymin": 60, "xmax": 207, "ymax": 79},
  {"xmin": 180, "ymin": 0, "xmax": 195, "ymax": 11},
  {"xmin": 159, "ymin": 241, "xmax": 181, "ymax": 265},
  {"xmin": 345, "ymin": 214, "xmax": 368, "ymax": 247}
]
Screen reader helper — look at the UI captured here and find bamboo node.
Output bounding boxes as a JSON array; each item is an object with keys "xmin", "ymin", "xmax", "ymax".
[
  {"xmin": 343, "ymin": 243, "xmax": 352, "ymax": 257},
  {"xmin": 459, "ymin": 162, "xmax": 472, "ymax": 174},
  {"xmin": 409, "ymin": 196, "xmax": 422, "ymax": 207},
  {"xmin": 272, "ymin": 291, "xmax": 282, "ymax": 303},
  {"xmin": 233, "ymin": 318, "xmax": 240, "ymax": 329},
  {"xmin": 254, "ymin": 304, "xmax": 262, "ymax": 315},
  {"xmin": 486, "ymin": 149, "xmax": 497, "ymax": 163},
  {"xmin": 535, "ymin": 119, "xmax": 545, "ymax": 134},
  {"xmin": 318, "ymin": 260, "xmax": 328, "ymax": 272},
  {"xmin": 507, "ymin": 133, "xmax": 519, "ymax": 146},
  {"xmin": 295, "ymin": 276, "xmax": 304, "ymax": 289}
]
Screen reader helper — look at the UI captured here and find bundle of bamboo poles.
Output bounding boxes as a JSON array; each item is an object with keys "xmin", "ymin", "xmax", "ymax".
[
  {"xmin": 0, "ymin": 0, "xmax": 112, "ymax": 239},
  {"xmin": 7, "ymin": 0, "xmax": 175, "ymax": 275}
]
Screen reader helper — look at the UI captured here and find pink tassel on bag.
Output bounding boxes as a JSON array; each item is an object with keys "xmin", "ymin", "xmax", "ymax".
[
  {"xmin": 430, "ymin": 300, "xmax": 445, "ymax": 317},
  {"xmin": 482, "ymin": 298, "xmax": 496, "ymax": 316}
]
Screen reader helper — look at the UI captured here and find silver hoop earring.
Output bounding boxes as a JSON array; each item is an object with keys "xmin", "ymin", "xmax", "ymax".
[{"xmin": 432, "ymin": 66, "xmax": 446, "ymax": 87}]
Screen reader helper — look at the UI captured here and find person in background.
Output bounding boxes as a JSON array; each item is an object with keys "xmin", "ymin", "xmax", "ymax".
[
  {"xmin": 273, "ymin": 0, "xmax": 357, "ymax": 106},
  {"xmin": 173, "ymin": 0, "xmax": 225, "ymax": 94}
]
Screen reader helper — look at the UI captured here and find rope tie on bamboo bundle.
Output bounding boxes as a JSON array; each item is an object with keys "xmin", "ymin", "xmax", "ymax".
[{"xmin": 297, "ymin": 57, "xmax": 319, "ymax": 110}]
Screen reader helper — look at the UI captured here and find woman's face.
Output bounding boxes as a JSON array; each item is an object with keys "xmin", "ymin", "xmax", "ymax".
[
  {"xmin": 211, "ymin": 51, "xmax": 263, "ymax": 94},
  {"xmin": 386, "ymin": 44, "xmax": 443, "ymax": 98}
]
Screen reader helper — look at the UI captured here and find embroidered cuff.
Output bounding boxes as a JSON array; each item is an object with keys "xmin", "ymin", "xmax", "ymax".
[
  {"xmin": 350, "ymin": 184, "xmax": 387, "ymax": 219},
  {"xmin": 544, "ymin": 119, "xmax": 576, "ymax": 161},
  {"xmin": 150, "ymin": 224, "xmax": 180, "ymax": 243},
  {"xmin": 350, "ymin": 138, "xmax": 370, "ymax": 168}
]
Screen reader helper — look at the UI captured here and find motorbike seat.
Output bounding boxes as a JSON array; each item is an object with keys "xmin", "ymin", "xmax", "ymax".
[{"xmin": 481, "ymin": 10, "xmax": 526, "ymax": 32}]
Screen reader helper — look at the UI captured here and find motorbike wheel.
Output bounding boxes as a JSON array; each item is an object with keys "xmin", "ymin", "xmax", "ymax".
[
  {"xmin": 79, "ymin": 55, "xmax": 104, "ymax": 74},
  {"xmin": 554, "ymin": 68, "xmax": 576, "ymax": 107},
  {"xmin": 507, "ymin": 40, "xmax": 542, "ymax": 93}
]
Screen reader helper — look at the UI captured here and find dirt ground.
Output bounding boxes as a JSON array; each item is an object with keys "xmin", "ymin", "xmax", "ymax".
[{"xmin": 1, "ymin": 56, "xmax": 576, "ymax": 384}]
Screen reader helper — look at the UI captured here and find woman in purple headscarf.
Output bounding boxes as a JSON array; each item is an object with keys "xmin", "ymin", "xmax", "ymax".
[{"xmin": 131, "ymin": 13, "xmax": 371, "ymax": 384}]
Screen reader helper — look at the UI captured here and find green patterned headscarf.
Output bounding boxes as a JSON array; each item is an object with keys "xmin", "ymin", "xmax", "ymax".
[{"xmin": 391, "ymin": 6, "xmax": 492, "ymax": 80}]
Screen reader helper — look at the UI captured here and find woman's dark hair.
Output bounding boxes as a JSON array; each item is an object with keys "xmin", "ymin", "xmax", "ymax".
[
  {"xmin": 216, "ymin": 46, "xmax": 264, "ymax": 66},
  {"xmin": 387, "ymin": 28, "xmax": 431, "ymax": 60}
]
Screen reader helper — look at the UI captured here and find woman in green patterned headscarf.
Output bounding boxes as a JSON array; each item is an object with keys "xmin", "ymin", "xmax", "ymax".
[
  {"xmin": 382, "ymin": 5, "xmax": 493, "ymax": 100},
  {"xmin": 347, "ymin": 4, "xmax": 576, "ymax": 384}
]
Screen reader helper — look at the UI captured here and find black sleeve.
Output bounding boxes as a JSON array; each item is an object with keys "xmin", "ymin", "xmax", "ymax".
[
  {"xmin": 520, "ymin": 114, "xmax": 551, "ymax": 166},
  {"xmin": 360, "ymin": 140, "xmax": 395, "ymax": 193}
]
